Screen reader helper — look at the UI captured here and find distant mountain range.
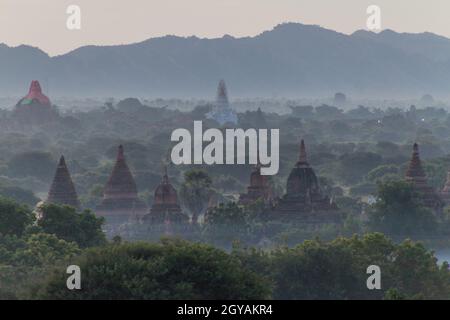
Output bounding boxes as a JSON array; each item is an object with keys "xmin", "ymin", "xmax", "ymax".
[{"xmin": 1, "ymin": 23, "xmax": 450, "ymax": 99}]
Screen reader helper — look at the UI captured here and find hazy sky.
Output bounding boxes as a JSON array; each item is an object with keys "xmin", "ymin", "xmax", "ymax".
[{"xmin": 1, "ymin": 0, "xmax": 449, "ymax": 56}]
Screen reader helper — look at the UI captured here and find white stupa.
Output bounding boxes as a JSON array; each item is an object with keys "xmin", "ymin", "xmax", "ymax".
[{"xmin": 206, "ymin": 80, "xmax": 238, "ymax": 125}]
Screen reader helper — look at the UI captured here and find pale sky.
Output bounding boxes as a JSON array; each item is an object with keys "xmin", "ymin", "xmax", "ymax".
[{"xmin": 0, "ymin": 0, "xmax": 449, "ymax": 56}]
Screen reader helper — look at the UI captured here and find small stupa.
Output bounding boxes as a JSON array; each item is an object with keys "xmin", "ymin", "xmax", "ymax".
[
  {"xmin": 144, "ymin": 167, "xmax": 189, "ymax": 224},
  {"xmin": 239, "ymin": 163, "xmax": 273, "ymax": 205}
]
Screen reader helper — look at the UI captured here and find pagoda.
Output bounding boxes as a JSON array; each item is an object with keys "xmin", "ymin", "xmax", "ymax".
[
  {"xmin": 270, "ymin": 140, "xmax": 339, "ymax": 222},
  {"xmin": 13, "ymin": 80, "xmax": 58, "ymax": 125},
  {"xmin": 96, "ymin": 145, "xmax": 148, "ymax": 225},
  {"xmin": 46, "ymin": 155, "xmax": 80, "ymax": 209},
  {"xmin": 405, "ymin": 143, "xmax": 443, "ymax": 212},
  {"xmin": 143, "ymin": 167, "xmax": 189, "ymax": 224},
  {"xmin": 239, "ymin": 164, "xmax": 273, "ymax": 205},
  {"xmin": 206, "ymin": 80, "xmax": 238, "ymax": 125}
]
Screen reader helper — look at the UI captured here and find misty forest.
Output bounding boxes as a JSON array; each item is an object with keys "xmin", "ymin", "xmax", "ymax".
[{"xmin": 3, "ymin": 23, "xmax": 450, "ymax": 300}]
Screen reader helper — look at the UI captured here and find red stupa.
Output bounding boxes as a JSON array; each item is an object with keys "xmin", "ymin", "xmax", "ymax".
[
  {"xmin": 14, "ymin": 80, "xmax": 58, "ymax": 125},
  {"xmin": 18, "ymin": 80, "xmax": 51, "ymax": 106}
]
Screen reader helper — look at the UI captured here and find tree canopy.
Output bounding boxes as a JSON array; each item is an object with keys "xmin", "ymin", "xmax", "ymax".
[{"xmin": 36, "ymin": 239, "xmax": 271, "ymax": 300}]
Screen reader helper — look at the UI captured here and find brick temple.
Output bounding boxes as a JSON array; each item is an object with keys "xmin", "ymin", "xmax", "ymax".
[
  {"xmin": 144, "ymin": 167, "xmax": 189, "ymax": 224},
  {"xmin": 405, "ymin": 143, "xmax": 443, "ymax": 213},
  {"xmin": 96, "ymin": 145, "xmax": 148, "ymax": 224},
  {"xmin": 270, "ymin": 140, "xmax": 340, "ymax": 222},
  {"xmin": 239, "ymin": 163, "xmax": 273, "ymax": 205},
  {"xmin": 46, "ymin": 155, "xmax": 80, "ymax": 209}
]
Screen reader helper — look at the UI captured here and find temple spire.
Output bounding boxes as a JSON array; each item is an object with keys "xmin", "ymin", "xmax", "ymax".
[
  {"xmin": 162, "ymin": 165, "xmax": 169, "ymax": 184},
  {"xmin": 96, "ymin": 145, "xmax": 148, "ymax": 224},
  {"xmin": 405, "ymin": 142, "xmax": 426, "ymax": 178},
  {"xmin": 58, "ymin": 155, "xmax": 66, "ymax": 167},
  {"xmin": 103, "ymin": 145, "xmax": 138, "ymax": 199},
  {"xmin": 405, "ymin": 142, "xmax": 443, "ymax": 212},
  {"xmin": 47, "ymin": 155, "xmax": 80, "ymax": 209},
  {"xmin": 297, "ymin": 139, "xmax": 309, "ymax": 165},
  {"xmin": 117, "ymin": 144, "xmax": 125, "ymax": 161},
  {"xmin": 216, "ymin": 79, "xmax": 229, "ymax": 107}
]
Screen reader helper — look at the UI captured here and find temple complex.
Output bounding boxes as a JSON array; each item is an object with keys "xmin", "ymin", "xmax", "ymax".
[
  {"xmin": 96, "ymin": 145, "xmax": 148, "ymax": 225},
  {"xmin": 206, "ymin": 80, "xmax": 238, "ymax": 125},
  {"xmin": 270, "ymin": 140, "xmax": 340, "ymax": 223},
  {"xmin": 46, "ymin": 156, "xmax": 80, "ymax": 209},
  {"xmin": 405, "ymin": 143, "xmax": 443, "ymax": 213},
  {"xmin": 239, "ymin": 164, "xmax": 273, "ymax": 205},
  {"xmin": 13, "ymin": 80, "xmax": 59, "ymax": 125},
  {"xmin": 143, "ymin": 167, "xmax": 189, "ymax": 224}
]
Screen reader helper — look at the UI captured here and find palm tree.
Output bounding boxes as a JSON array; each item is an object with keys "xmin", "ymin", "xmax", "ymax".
[{"xmin": 179, "ymin": 169, "xmax": 214, "ymax": 224}]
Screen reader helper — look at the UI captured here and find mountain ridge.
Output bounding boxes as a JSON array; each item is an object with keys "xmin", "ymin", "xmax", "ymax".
[{"xmin": 1, "ymin": 23, "xmax": 450, "ymax": 99}]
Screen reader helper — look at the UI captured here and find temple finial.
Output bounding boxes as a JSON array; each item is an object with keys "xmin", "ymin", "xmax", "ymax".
[
  {"xmin": 117, "ymin": 145, "xmax": 124, "ymax": 160},
  {"xmin": 58, "ymin": 155, "xmax": 66, "ymax": 167},
  {"xmin": 299, "ymin": 139, "xmax": 307, "ymax": 163},
  {"xmin": 162, "ymin": 165, "xmax": 169, "ymax": 184}
]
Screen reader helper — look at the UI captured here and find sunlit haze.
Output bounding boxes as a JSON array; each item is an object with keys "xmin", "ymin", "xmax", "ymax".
[{"xmin": 1, "ymin": 0, "xmax": 450, "ymax": 55}]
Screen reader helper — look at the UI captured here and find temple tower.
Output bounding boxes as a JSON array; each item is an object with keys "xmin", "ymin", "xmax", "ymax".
[
  {"xmin": 96, "ymin": 145, "xmax": 148, "ymax": 224},
  {"xmin": 46, "ymin": 156, "xmax": 80, "ymax": 209},
  {"xmin": 271, "ymin": 139, "xmax": 339, "ymax": 222},
  {"xmin": 144, "ymin": 167, "xmax": 189, "ymax": 224},
  {"xmin": 216, "ymin": 79, "xmax": 230, "ymax": 110},
  {"xmin": 206, "ymin": 79, "xmax": 238, "ymax": 125},
  {"xmin": 239, "ymin": 164, "xmax": 273, "ymax": 205},
  {"xmin": 405, "ymin": 143, "xmax": 443, "ymax": 212}
]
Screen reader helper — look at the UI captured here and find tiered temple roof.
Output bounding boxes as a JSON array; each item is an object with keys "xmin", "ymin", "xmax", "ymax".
[
  {"xmin": 271, "ymin": 140, "xmax": 339, "ymax": 222},
  {"xmin": 46, "ymin": 156, "xmax": 80, "ymax": 209},
  {"xmin": 239, "ymin": 164, "xmax": 273, "ymax": 205},
  {"xmin": 96, "ymin": 145, "xmax": 148, "ymax": 224},
  {"xmin": 144, "ymin": 167, "xmax": 189, "ymax": 224},
  {"xmin": 405, "ymin": 143, "xmax": 443, "ymax": 212}
]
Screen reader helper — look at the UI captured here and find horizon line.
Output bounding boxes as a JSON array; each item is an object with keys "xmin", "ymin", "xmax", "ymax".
[{"xmin": 1, "ymin": 21, "xmax": 447, "ymax": 58}]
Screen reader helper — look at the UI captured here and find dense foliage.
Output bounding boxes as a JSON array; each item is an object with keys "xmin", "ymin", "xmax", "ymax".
[
  {"xmin": 368, "ymin": 180, "xmax": 438, "ymax": 236},
  {"xmin": 236, "ymin": 233, "xmax": 450, "ymax": 300},
  {"xmin": 37, "ymin": 204, "xmax": 106, "ymax": 248},
  {"xmin": 35, "ymin": 239, "xmax": 270, "ymax": 300},
  {"xmin": 24, "ymin": 234, "xmax": 450, "ymax": 300},
  {"xmin": 0, "ymin": 197, "xmax": 34, "ymax": 236},
  {"xmin": 2, "ymin": 100, "xmax": 450, "ymax": 299}
]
